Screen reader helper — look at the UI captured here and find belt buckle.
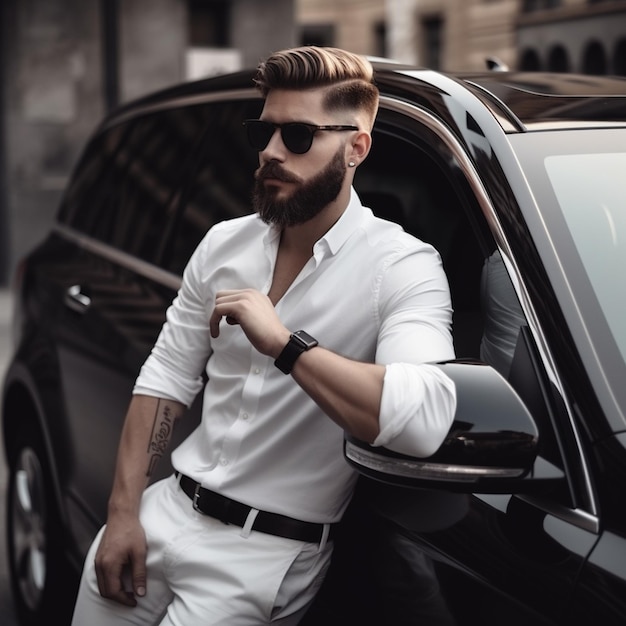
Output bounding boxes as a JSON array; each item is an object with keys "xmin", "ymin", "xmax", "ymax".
[
  {"xmin": 192, "ymin": 483, "xmax": 231, "ymax": 525},
  {"xmin": 192, "ymin": 483, "xmax": 202, "ymax": 513}
]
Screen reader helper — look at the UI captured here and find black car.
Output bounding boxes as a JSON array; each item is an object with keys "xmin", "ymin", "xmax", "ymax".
[{"xmin": 3, "ymin": 60, "xmax": 626, "ymax": 625}]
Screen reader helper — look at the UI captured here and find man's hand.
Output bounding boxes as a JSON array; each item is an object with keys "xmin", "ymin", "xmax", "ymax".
[
  {"xmin": 210, "ymin": 289, "xmax": 290, "ymax": 358},
  {"xmin": 94, "ymin": 514, "xmax": 147, "ymax": 607}
]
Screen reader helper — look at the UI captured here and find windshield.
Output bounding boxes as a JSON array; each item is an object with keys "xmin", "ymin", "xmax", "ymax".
[
  {"xmin": 511, "ymin": 128, "xmax": 626, "ymax": 429},
  {"xmin": 545, "ymin": 152, "xmax": 626, "ymax": 364}
]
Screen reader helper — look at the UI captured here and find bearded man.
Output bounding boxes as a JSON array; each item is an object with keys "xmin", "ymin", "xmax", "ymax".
[{"xmin": 71, "ymin": 46, "xmax": 457, "ymax": 625}]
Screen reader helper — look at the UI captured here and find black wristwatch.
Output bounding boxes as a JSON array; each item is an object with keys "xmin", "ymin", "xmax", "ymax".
[{"xmin": 274, "ymin": 330, "xmax": 319, "ymax": 374}]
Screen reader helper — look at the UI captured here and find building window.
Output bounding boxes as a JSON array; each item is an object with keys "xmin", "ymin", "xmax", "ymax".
[
  {"xmin": 522, "ymin": 0, "xmax": 562, "ymax": 11},
  {"xmin": 583, "ymin": 41, "xmax": 607, "ymax": 75},
  {"xmin": 374, "ymin": 21, "xmax": 387, "ymax": 59},
  {"xmin": 548, "ymin": 45, "xmax": 570, "ymax": 72},
  {"xmin": 188, "ymin": 0, "xmax": 230, "ymax": 47},
  {"xmin": 520, "ymin": 48, "xmax": 542, "ymax": 71},
  {"xmin": 422, "ymin": 16, "xmax": 444, "ymax": 70},
  {"xmin": 300, "ymin": 24, "xmax": 335, "ymax": 47}
]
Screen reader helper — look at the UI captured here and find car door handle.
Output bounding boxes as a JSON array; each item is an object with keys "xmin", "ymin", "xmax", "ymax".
[{"xmin": 64, "ymin": 284, "xmax": 92, "ymax": 313}]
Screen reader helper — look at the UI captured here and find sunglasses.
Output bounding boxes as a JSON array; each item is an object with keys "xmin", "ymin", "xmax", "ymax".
[{"xmin": 243, "ymin": 119, "xmax": 359, "ymax": 154}]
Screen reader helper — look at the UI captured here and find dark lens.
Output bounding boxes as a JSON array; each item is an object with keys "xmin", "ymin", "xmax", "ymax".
[
  {"xmin": 281, "ymin": 124, "xmax": 314, "ymax": 154},
  {"xmin": 246, "ymin": 121, "xmax": 274, "ymax": 151}
]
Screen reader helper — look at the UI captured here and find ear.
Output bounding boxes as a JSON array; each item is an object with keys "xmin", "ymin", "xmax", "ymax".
[{"xmin": 348, "ymin": 130, "xmax": 372, "ymax": 168}]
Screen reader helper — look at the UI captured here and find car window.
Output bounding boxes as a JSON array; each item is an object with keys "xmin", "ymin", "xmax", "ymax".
[
  {"xmin": 511, "ymin": 129, "xmax": 626, "ymax": 437},
  {"xmin": 546, "ymin": 152, "xmax": 626, "ymax": 365},
  {"xmin": 356, "ymin": 112, "xmax": 488, "ymax": 360},
  {"xmin": 164, "ymin": 98, "xmax": 263, "ymax": 275},
  {"xmin": 58, "ymin": 105, "xmax": 217, "ymax": 265}
]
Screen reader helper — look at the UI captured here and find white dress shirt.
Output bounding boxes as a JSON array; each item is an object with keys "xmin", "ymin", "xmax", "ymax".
[{"xmin": 134, "ymin": 188, "xmax": 456, "ymax": 524}]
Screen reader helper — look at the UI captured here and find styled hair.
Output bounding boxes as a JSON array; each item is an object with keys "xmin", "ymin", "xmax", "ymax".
[{"xmin": 254, "ymin": 46, "xmax": 379, "ymax": 128}]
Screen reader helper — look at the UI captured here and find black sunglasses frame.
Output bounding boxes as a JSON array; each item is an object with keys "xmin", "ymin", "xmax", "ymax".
[{"xmin": 243, "ymin": 119, "xmax": 359, "ymax": 154}]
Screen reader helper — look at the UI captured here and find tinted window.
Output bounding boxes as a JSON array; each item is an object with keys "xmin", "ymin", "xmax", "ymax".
[
  {"xmin": 164, "ymin": 99, "xmax": 262, "ymax": 275},
  {"xmin": 356, "ymin": 114, "xmax": 488, "ymax": 359},
  {"xmin": 59, "ymin": 105, "xmax": 217, "ymax": 265},
  {"xmin": 512, "ymin": 129, "xmax": 626, "ymax": 436}
]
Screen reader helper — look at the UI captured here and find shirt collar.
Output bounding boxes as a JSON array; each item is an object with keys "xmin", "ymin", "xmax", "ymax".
[
  {"xmin": 314, "ymin": 187, "xmax": 365, "ymax": 258},
  {"xmin": 261, "ymin": 186, "xmax": 366, "ymax": 257}
]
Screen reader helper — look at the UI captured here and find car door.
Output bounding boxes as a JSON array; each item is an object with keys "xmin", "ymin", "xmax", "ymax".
[
  {"xmin": 569, "ymin": 430, "xmax": 626, "ymax": 624},
  {"xmin": 45, "ymin": 95, "xmax": 263, "ymax": 560},
  {"xmin": 401, "ymin": 326, "xmax": 597, "ymax": 626},
  {"xmin": 302, "ymin": 102, "xmax": 596, "ymax": 625},
  {"xmin": 41, "ymin": 105, "xmax": 208, "ymax": 558}
]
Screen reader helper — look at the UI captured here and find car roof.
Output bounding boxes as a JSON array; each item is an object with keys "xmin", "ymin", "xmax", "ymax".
[
  {"xmin": 105, "ymin": 59, "xmax": 626, "ymax": 134},
  {"xmin": 452, "ymin": 70, "xmax": 626, "ymax": 131},
  {"xmin": 369, "ymin": 60, "xmax": 626, "ymax": 132}
]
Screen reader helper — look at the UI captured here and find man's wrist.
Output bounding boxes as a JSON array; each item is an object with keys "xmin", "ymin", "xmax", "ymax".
[{"xmin": 274, "ymin": 330, "xmax": 318, "ymax": 374}]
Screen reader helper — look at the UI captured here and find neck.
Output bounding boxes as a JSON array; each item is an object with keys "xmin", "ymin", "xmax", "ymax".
[{"xmin": 280, "ymin": 186, "xmax": 351, "ymax": 253}]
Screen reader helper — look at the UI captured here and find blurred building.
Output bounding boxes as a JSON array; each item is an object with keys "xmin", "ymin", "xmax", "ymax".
[
  {"xmin": 385, "ymin": 0, "xmax": 519, "ymax": 70},
  {"xmin": 297, "ymin": 0, "xmax": 388, "ymax": 56},
  {"xmin": 518, "ymin": 0, "xmax": 626, "ymax": 74},
  {"xmin": 299, "ymin": 0, "xmax": 626, "ymax": 73}
]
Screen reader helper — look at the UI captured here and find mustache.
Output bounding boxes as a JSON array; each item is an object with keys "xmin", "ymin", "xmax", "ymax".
[{"xmin": 255, "ymin": 161, "xmax": 301, "ymax": 184}]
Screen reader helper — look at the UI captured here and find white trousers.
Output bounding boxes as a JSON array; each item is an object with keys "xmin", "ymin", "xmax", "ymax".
[{"xmin": 71, "ymin": 475, "xmax": 333, "ymax": 625}]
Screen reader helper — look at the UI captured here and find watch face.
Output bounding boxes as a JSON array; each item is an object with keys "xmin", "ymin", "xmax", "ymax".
[{"xmin": 293, "ymin": 330, "xmax": 318, "ymax": 350}]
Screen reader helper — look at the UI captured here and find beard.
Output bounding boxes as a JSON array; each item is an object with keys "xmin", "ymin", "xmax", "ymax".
[{"xmin": 253, "ymin": 147, "xmax": 346, "ymax": 227}]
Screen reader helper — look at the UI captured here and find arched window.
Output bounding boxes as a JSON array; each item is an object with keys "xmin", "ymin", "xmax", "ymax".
[
  {"xmin": 547, "ymin": 45, "xmax": 569, "ymax": 73},
  {"xmin": 519, "ymin": 48, "xmax": 541, "ymax": 71},
  {"xmin": 582, "ymin": 41, "xmax": 607, "ymax": 75}
]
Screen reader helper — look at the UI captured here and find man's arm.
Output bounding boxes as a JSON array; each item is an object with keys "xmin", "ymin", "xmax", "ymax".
[
  {"xmin": 210, "ymin": 275, "xmax": 455, "ymax": 455},
  {"xmin": 209, "ymin": 289, "xmax": 406, "ymax": 444},
  {"xmin": 210, "ymin": 289, "xmax": 383, "ymax": 440},
  {"xmin": 94, "ymin": 394, "xmax": 185, "ymax": 606},
  {"xmin": 290, "ymin": 347, "xmax": 385, "ymax": 443}
]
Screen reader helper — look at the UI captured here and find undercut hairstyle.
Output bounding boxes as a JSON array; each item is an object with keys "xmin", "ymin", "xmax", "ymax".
[{"xmin": 254, "ymin": 46, "xmax": 379, "ymax": 129}]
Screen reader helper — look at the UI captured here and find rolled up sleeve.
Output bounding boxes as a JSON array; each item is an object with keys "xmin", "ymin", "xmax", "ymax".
[
  {"xmin": 374, "ymin": 363, "xmax": 456, "ymax": 456},
  {"xmin": 133, "ymin": 234, "xmax": 214, "ymax": 407},
  {"xmin": 371, "ymin": 243, "xmax": 457, "ymax": 457}
]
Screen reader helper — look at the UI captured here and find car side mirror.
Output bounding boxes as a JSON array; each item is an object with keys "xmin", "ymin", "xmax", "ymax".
[{"xmin": 344, "ymin": 360, "xmax": 565, "ymax": 493}]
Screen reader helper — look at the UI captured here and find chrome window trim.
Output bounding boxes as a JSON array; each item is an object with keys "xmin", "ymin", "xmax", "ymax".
[
  {"xmin": 464, "ymin": 79, "xmax": 526, "ymax": 133},
  {"xmin": 377, "ymin": 94, "xmax": 598, "ymax": 526},
  {"xmin": 101, "ymin": 88, "xmax": 260, "ymax": 131},
  {"xmin": 53, "ymin": 223, "xmax": 182, "ymax": 291},
  {"xmin": 518, "ymin": 494, "xmax": 599, "ymax": 534}
]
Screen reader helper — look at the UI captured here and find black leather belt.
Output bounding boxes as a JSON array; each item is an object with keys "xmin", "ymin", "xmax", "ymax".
[{"xmin": 177, "ymin": 473, "xmax": 335, "ymax": 544}]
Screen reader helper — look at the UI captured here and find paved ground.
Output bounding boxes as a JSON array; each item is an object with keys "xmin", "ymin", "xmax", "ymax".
[{"xmin": 0, "ymin": 288, "xmax": 19, "ymax": 624}]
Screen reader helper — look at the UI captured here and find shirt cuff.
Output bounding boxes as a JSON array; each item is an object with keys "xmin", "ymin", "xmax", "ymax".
[{"xmin": 373, "ymin": 362, "xmax": 456, "ymax": 457}]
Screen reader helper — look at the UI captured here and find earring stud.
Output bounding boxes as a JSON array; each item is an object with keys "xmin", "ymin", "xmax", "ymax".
[{"xmin": 348, "ymin": 161, "xmax": 356, "ymax": 167}]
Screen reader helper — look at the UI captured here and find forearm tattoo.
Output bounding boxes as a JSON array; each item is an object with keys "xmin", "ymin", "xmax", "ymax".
[{"xmin": 146, "ymin": 400, "xmax": 180, "ymax": 477}]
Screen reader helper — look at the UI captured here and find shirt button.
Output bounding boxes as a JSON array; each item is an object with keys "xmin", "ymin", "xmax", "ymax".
[
  {"xmin": 254, "ymin": 368, "xmax": 261, "ymax": 375},
  {"xmin": 242, "ymin": 412, "xmax": 249, "ymax": 420},
  {"xmin": 220, "ymin": 458, "xmax": 228, "ymax": 466}
]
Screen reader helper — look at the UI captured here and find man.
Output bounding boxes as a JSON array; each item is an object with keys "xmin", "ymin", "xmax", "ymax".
[{"xmin": 71, "ymin": 46, "xmax": 457, "ymax": 625}]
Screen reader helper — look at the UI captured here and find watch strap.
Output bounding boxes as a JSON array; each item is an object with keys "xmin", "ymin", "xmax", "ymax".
[{"xmin": 274, "ymin": 330, "xmax": 318, "ymax": 374}]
